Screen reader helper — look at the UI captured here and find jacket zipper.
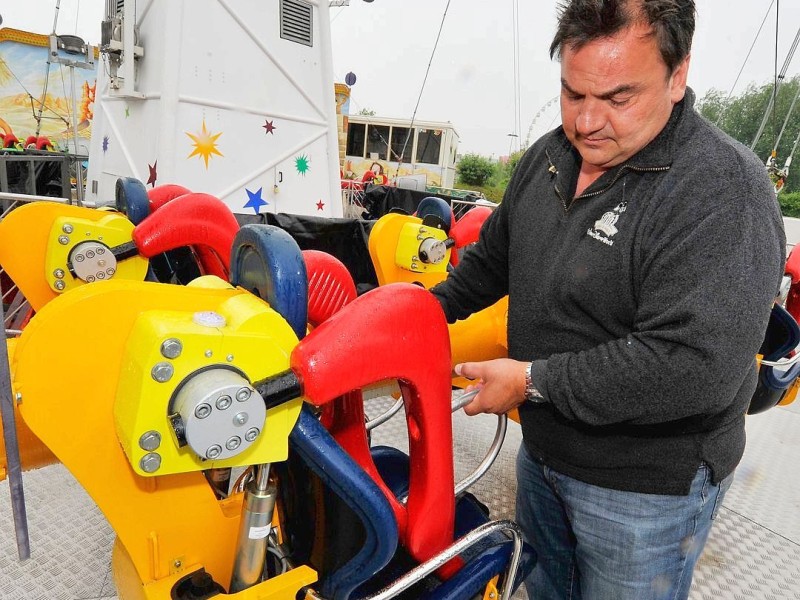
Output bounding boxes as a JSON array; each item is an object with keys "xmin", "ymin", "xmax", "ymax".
[{"xmin": 550, "ymin": 157, "xmax": 671, "ymax": 214}]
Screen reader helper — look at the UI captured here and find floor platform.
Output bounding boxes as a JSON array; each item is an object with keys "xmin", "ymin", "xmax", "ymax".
[{"xmin": 2, "ymin": 397, "xmax": 800, "ymax": 599}]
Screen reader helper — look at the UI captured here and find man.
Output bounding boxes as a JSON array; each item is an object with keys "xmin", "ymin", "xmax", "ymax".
[{"xmin": 431, "ymin": 1, "xmax": 786, "ymax": 599}]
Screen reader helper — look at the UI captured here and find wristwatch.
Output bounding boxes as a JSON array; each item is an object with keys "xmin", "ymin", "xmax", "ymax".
[{"xmin": 524, "ymin": 362, "xmax": 546, "ymax": 403}]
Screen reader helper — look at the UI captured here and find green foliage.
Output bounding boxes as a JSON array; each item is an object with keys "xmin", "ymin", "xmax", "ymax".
[
  {"xmin": 779, "ymin": 191, "xmax": 800, "ymax": 218},
  {"xmin": 457, "ymin": 153, "xmax": 496, "ymax": 186},
  {"xmin": 357, "ymin": 108, "xmax": 376, "ymax": 116},
  {"xmin": 455, "ymin": 150, "xmax": 527, "ymax": 201},
  {"xmin": 697, "ymin": 76, "xmax": 800, "ymax": 192}
]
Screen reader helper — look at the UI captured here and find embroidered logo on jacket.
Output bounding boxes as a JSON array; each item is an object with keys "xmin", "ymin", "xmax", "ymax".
[{"xmin": 587, "ymin": 202, "xmax": 627, "ymax": 247}]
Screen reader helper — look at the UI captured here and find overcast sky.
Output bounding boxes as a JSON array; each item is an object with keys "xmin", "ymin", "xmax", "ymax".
[{"xmin": 2, "ymin": 0, "xmax": 799, "ymax": 157}]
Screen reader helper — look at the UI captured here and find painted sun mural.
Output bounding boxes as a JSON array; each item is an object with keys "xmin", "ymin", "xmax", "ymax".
[{"xmin": 186, "ymin": 119, "xmax": 223, "ymax": 169}]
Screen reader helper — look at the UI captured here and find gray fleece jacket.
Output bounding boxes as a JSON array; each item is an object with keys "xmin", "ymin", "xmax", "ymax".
[{"xmin": 432, "ymin": 89, "xmax": 786, "ymax": 495}]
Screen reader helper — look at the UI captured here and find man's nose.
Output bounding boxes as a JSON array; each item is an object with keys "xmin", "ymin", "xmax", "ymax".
[{"xmin": 576, "ymin": 98, "xmax": 606, "ymax": 136}]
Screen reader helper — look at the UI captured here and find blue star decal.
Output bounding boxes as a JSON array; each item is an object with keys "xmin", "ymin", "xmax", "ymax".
[
  {"xmin": 243, "ymin": 187, "xmax": 269, "ymax": 215},
  {"xmin": 102, "ymin": 136, "xmax": 109, "ymax": 153}
]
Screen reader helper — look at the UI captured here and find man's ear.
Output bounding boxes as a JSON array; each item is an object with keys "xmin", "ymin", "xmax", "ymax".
[{"xmin": 670, "ymin": 54, "xmax": 691, "ymax": 104}]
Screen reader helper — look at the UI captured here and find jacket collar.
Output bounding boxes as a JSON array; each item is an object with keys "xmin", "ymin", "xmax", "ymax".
[{"xmin": 546, "ymin": 87, "xmax": 694, "ymax": 179}]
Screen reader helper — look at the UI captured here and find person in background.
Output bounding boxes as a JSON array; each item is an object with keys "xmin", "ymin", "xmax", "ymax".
[
  {"xmin": 369, "ymin": 161, "xmax": 389, "ymax": 185},
  {"xmin": 430, "ymin": 1, "xmax": 786, "ymax": 598}
]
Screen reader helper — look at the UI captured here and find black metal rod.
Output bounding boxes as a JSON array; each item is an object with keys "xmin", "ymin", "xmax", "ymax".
[
  {"xmin": 0, "ymin": 301, "xmax": 30, "ymax": 560},
  {"xmin": 253, "ymin": 369, "xmax": 302, "ymax": 411}
]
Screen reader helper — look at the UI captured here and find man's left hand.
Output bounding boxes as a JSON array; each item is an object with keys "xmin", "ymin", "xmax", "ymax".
[{"xmin": 454, "ymin": 358, "xmax": 529, "ymax": 416}]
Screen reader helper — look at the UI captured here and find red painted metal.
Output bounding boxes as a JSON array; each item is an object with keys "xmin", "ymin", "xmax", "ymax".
[
  {"xmin": 290, "ymin": 283, "xmax": 458, "ymax": 571},
  {"xmin": 147, "ymin": 184, "xmax": 193, "ymax": 212},
  {"xmin": 132, "ymin": 193, "xmax": 239, "ymax": 279}
]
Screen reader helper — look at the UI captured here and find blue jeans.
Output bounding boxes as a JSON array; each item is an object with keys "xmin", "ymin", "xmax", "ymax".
[{"xmin": 515, "ymin": 443, "xmax": 733, "ymax": 600}]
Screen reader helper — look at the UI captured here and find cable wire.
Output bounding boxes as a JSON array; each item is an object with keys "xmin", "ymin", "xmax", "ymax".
[
  {"xmin": 715, "ymin": 0, "xmax": 775, "ymax": 126},
  {"xmin": 396, "ymin": 0, "xmax": 452, "ymax": 172}
]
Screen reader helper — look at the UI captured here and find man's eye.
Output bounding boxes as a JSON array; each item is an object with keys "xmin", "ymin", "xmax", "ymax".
[{"xmin": 610, "ymin": 97, "xmax": 631, "ymax": 107}]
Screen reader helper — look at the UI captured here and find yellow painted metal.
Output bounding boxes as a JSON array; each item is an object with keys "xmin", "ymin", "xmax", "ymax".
[
  {"xmin": 482, "ymin": 576, "xmax": 500, "ymax": 600},
  {"xmin": 115, "ymin": 278, "xmax": 301, "ymax": 476},
  {"xmin": 0, "ymin": 339, "xmax": 57, "ymax": 480},
  {"xmin": 12, "ymin": 278, "xmax": 301, "ymax": 589},
  {"xmin": 0, "ymin": 202, "xmax": 148, "ymax": 311},
  {"xmin": 369, "ymin": 213, "xmax": 451, "ymax": 288},
  {"xmin": 369, "ymin": 212, "xmax": 509, "ymax": 383},
  {"xmin": 394, "ymin": 221, "xmax": 450, "ymax": 274},
  {"xmin": 111, "ymin": 538, "xmax": 317, "ymax": 600},
  {"xmin": 779, "ymin": 375, "xmax": 800, "ymax": 406}
]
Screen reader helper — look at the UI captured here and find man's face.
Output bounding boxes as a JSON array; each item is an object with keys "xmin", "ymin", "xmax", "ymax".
[{"xmin": 560, "ymin": 23, "xmax": 689, "ymax": 171}]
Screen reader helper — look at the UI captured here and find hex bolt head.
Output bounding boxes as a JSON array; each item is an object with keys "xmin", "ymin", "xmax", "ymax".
[
  {"xmin": 245, "ymin": 427, "xmax": 260, "ymax": 442},
  {"xmin": 58, "ymin": 235, "xmax": 70, "ymax": 245},
  {"xmin": 235, "ymin": 387, "xmax": 252, "ymax": 402},
  {"xmin": 233, "ymin": 412, "xmax": 249, "ymax": 426},
  {"xmin": 160, "ymin": 338, "xmax": 183, "ymax": 359},
  {"xmin": 194, "ymin": 403, "xmax": 212, "ymax": 419},
  {"xmin": 225, "ymin": 436, "xmax": 242, "ymax": 451},
  {"xmin": 62, "ymin": 224, "xmax": 74, "ymax": 234},
  {"xmin": 215, "ymin": 395, "xmax": 232, "ymax": 410},
  {"xmin": 206, "ymin": 445, "xmax": 223, "ymax": 459},
  {"xmin": 140, "ymin": 453, "xmax": 162, "ymax": 473},
  {"xmin": 54, "ymin": 280, "xmax": 66, "ymax": 291},
  {"xmin": 139, "ymin": 430, "xmax": 162, "ymax": 451},
  {"xmin": 151, "ymin": 362, "xmax": 174, "ymax": 383},
  {"xmin": 53, "ymin": 269, "xmax": 65, "ymax": 279}
]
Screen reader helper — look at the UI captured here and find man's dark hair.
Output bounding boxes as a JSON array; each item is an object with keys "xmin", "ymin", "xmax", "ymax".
[{"xmin": 549, "ymin": 0, "xmax": 695, "ymax": 73}]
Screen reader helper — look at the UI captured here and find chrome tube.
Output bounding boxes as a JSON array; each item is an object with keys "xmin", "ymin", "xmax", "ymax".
[
  {"xmin": 366, "ymin": 397, "xmax": 404, "ymax": 431},
  {"xmin": 361, "ymin": 520, "xmax": 524, "ymax": 600},
  {"xmin": 229, "ymin": 464, "xmax": 275, "ymax": 593}
]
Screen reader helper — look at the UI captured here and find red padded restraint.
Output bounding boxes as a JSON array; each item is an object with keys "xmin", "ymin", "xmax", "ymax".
[
  {"xmin": 132, "ymin": 193, "xmax": 239, "ymax": 279},
  {"xmin": 291, "ymin": 283, "xmax": 457, "ymax": 570},
  {"xmin": 448, "ymin": 206, "xmax": 492, "ymax": 267},
  {"xmin": 147, "ymin": 183, "xmax": 193, "ymax": 212},
  {"xmin": 785, "ymin": 245, "xmax": 800, "ymax": 322}
]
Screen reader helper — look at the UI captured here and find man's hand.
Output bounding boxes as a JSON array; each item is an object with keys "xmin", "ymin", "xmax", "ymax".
[{"xmin": 454, "ymin": 358, "xmax": 529, "ymax": 416}]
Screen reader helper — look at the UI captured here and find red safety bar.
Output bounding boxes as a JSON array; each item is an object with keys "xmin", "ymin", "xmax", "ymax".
[
  {"xmin": 147, "ymin": 183, "xmax": 193, "ymax": 212},
  {"xmin": 132, "ymin": 193, "xmax": 239, "ymax": 279},
  {"xmin": 290, "ymin": 283, "xmax": 457, "ymax": 572}
]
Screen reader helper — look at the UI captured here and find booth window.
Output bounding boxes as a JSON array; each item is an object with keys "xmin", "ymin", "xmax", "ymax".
[
  {"xmin": 367, "ymin": 125, "xmax": 390, "ymax": 161},
  {"xmin": 347, "ymin": 122, "xmax": 366, "ymax": 157},
  {"xmin": 416, "ymin": 129, "xmax": 442, "ymax": 164},
  {"xmin": 390, "ymin": 127, "xmax": 413, "ymax": 163}
]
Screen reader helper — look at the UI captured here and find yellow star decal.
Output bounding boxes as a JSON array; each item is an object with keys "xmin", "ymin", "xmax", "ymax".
[{"xmin": 186, "ymin": 120, "xmax": 223, "ymax": 169}]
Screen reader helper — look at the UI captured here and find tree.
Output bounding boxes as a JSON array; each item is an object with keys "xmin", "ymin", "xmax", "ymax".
[
  {"xmin": 457, "ymin": 153, "xmax": 495, "ymax": 187},
  {"xmin": 697, "ymin": 76, "xmax": 800, "ymax": 192}
]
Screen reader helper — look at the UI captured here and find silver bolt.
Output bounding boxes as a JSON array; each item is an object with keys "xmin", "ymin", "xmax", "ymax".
[
  {"xmin": 226, "ymin": 354, "xmax": 234, "ymax": 362},
  {"xmin": 245, "ymin": 427, "xmax": 260, "ymax": 442},
  {"xmin": 53, "ymin": 269, "xmax": 65, "ymax": 279},
  {"xmin": 151, "ymin": 362, "xmax": 174, "ymax": 383},
  {"xmin": 160, "ymin": 338, "xmax": 183, "ymax": 359},
  {"xmin": 216, "ymin": 395, "xmax": 232, "ymax": 410},
  {"xmin": 233, "ymin": 412, "xmax": 249, "ymax": 426},
  {"xmin": 174, "ymin": 560, "xmax": 182, "ymax": 569},
  {"xmin": 15, "ymin": 393, "xmax": 22, "ymax": 404},
  {"xmin": 54, "ymin": 280, "xmax": 66, "ymax": 291},
  {"xmin": 206, "ymin": 445, "xmax": 222, "ymax": 459},
  {"xmin": 75, "ymin": 254, "xmax": 85, "ymax": 262},
  {"xmin": 139, "ymin": 431, "xmax": 162, "ymax": 451},
  {"xmin": 96, "ymin": 247, "xmax": 106, "ymax": 255},
  {"xmin": 204, "ymin": 350, "xmax": 213, "ymax": 358},
  {"xmin": 194, "ymin": 403, "xmax": 212, "ymax": 419},
  {"xmin": 86, "ymin": 250, "xmax": 95, "ymax": 259},
  {"xmin": 58, "ymin": 235, "xmax": 70, "ymax": 245},
  {"xmin": 62, "ymin": 224, "xmax": 74, "ymax": 234},
  {"xmin": 86, "ymin": 275, "xmax": 96, "ymax": 283},
  {"xmin": 225, "ymin": 436, "xmax": 242, "ymax": 451},
  {"xmin": 140, "ymin": 453, "xmax": 162, "ymax": 473},
  {"xmin": 96, "ymin": 272, "xmax": 106, "ymax": 280},
  {"xmin": 107, "ymin": 268, "xmax": 116, "ymax": 277},
  {"xmin": 98, "ymin": 259, "xmax": 106, "ymax": 267},
  {"xmin": 235, "ymin": 387, "xmax": 252, "ymax": 402}
]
